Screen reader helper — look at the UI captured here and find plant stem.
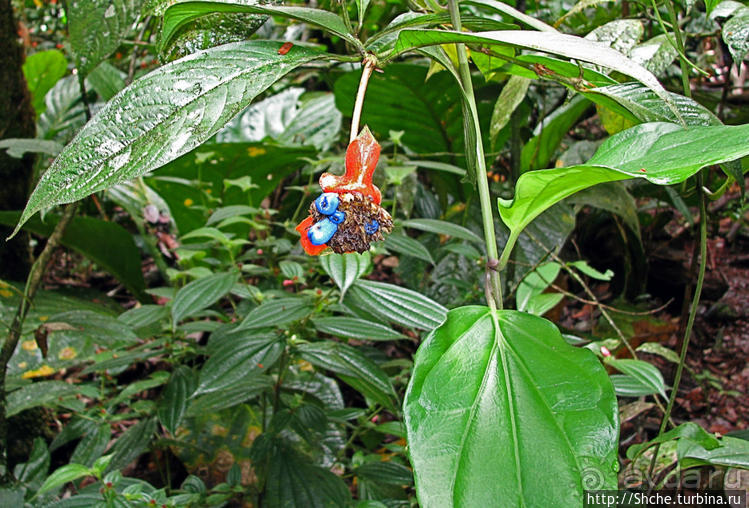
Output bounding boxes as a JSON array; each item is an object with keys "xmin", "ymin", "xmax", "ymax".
[
  {"xmin": 447, "ymin": 0, "xmax": 502, "ymax": 309},
  {"xmin": 349, "ymin": 56, "xmax": 376, "ymax": 143},
  {"xmin": 664, "ymin": 0, "xmax": 692, "ymax": 98},
  {"xmin": 0, "ymin": 203, "xmax": 77, "ymax": 483}
]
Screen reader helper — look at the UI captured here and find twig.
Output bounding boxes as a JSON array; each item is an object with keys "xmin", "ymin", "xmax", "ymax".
[
  {"xmin": 0, "ymin": 204, "xmax": 77, "ymax": 484},
  {"xmin": 349, "ymin": 56, "xmax": 377, "ymax": 143}
]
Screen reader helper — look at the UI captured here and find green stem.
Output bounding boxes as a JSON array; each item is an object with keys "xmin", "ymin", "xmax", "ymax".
[
  {"xmin": 0, "ymin": 203, "xmax": 77, "ymax": 484},
  {"xmin": 663, "ymin": 0, "xmax": 692, "ymax": 97},
  {"xmin": 447, "ymin": 0, "xmax": 502, "ymax": 310}
]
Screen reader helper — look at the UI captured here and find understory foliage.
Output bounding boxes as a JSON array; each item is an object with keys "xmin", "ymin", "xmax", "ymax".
[{"xmin": 0, "ymin": 0, "xmax": 748, "ymax": 506}]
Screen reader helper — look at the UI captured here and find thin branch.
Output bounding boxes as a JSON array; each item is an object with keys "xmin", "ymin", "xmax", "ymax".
[{"xmin": 349, "ymin": 56, "xmax": 377, "ymax": 143}]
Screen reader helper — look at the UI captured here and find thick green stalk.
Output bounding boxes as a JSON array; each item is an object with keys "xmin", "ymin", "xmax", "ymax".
[
  {"xmin": 447, "ymin": 0, "xmax": 502, "ymax": 309},
  {"xmin": 664, "ymin": 0, "xmax": 691, "ymax": 98}
]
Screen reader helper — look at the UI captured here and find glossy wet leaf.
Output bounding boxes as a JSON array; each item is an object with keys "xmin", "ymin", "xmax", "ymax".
[
  {"xmin": 13, "ymin": 41, "xmax": 325, "ymax": 236},
  {"xmin": 320, "ymin": 252, "xmax": 371, "ymax": 299},
  {"xmin": 67, "ymin": 0, "xmax": 139, "ymax": 77},
  {"xmin": 490, "ymin": 76, "xmax": 529, "ymax": 145},
  {"xmin": 196, "ymin": 333, "xmax": 282, "ymax": 395},
  {"xmin": 171, "ymin": 271, "xmax": 238, "ymax": 324},
  {"xmin": 7, "ymin": 381, "xmax": 81, "ymax": 417},
  {"xmin": 158, "ymin": 366, "xmax": 197, "ymax": 435},
  {"xmin": 404, "ymin": 307, "xmax": 618, "ymax": 505},
  {"xmin": 723, "ymin": 7, "xmax": 749, "ymax": 65},
  {"xmin": 626, "ymin": 422, "xmax": 720, "ymax": 461},
  {"xmin": 22, "ymin": 49, "xmax": 67, "ymax": 114},
  {"xmin": 606, "ymin": 358, "xmax": 667, "ymax": 399},
  {"xmin": 499, "ymin": 122, "xmax": 749, "ymax": 260},
  {"xmin": 679, "ymin": 436, "xmax": 749, "ymax": 469},
  {"xmin": 346, "ymin": 280, "xmax": 447, "ymax": 331},
  {"xmin": 162, "ymin": 0, "xmax": 359, "ymax": 50},
  {"xmin": 311, "ymin": 316, "xmax": 405, "ymax": 341},
  {"xmin": 297, "ymin": 342, "xmax": 398, "ymax": 410},
  {"xmin": 393, "ymin": 29, "xmax": 679, "ymax": 120},
  {"xmin": 584, "ymin": 19, "xmax": 643, "ymax": 55}
]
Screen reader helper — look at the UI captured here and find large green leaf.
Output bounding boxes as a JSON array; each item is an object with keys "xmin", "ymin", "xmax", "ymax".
[
  {"xmin": 7, "ymin": 381, "xmax": 81, "ymax": 417},
  {"xmin": 162, "ymin": 0, "xmax": 359, "ymax": 50},
  {"xmin": 297, "ymin": 341, "xmax": 398, "ymax": 410},
  {"xmin": 22, "ymin": 49, "xmax": 68, "ymax": 114},
  {"xmin": 67, "ymin": 0, "xmax": 139, "ymax": 77},
  {"xmin": 13, "ymin": 41, "xmax": 325, "ymax": 236},
  {"xmin": 498, "ymin": 122, "xmax": 749, "ymax": 265},
  {"xmin": 392, "ymin": 29, "xmax": 679, "ymax": 120},
  {"xmin": 0, "ymin": 212, "xmax": 146, "ymax": 299},
  {"xmin": 404, "ymin": 307, "xmax": 618, "ymax": 505},
  {"xmin": 311, "ymin": 316, "xmax": 405, "ymax": 341}
]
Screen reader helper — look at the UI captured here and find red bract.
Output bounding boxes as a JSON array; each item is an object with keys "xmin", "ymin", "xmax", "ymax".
[
  {"xmin": 296, "ymin": 216, "xmax": 327, "ymax": 255},
  {"xmin": 319, "ymin": 127, "xmax": 382, "ymax": 205}
]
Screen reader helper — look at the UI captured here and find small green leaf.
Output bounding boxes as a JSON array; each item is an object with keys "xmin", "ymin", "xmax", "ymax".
[
  {"xmin": 158, "ymin": 366, "xmax": 197, "ymax": 435},
  {"xmin": 297, "ymin": 342, "xmax": 397, "ymax": 410},
  {"xmin": 14, "ymin": 438, "xmax": 50, "ymax": 489},
  {"xmin": 355, "ymin": 462, "xmax": 413, "ymax": 486},
  {"xmin": 0, "ymin": 139, "xmax": 63, "ymax": 158},
  {"xmin": 320, "ymin": 252, "xmax": 371, "ymax": 299},
  {"xmin": 7, "ymin": 381, "xmax": 81, "ymax": 417},
  {"xmin": 312, "ymin": 316, "xmax": 405, "ymax": 341},
  {"xmin": 186, "ymin": 374, "xmax": 272, "ymax": 415},
  {"xmin": 723, "ymin": 7, "xmax": 749, "ymax": 65},
  {"xmin": 400, "ymin": 219, "xmax": 482, "ymax": 244},
  {"xmin": 568, "ymin": 260, "xmax": 614, "ymax": 281},
  {"xmin": 86, "ymin": 62, "xmax": 127, "ymax": 100},
  {"xmin": 106, "ymin": 418, "xmax": 158, "ymax": 473},
  {"xmin": 195, "ymin": 333, "xmax": 282, "ymax": 395},
  {"xmin": 22, "ymin": 49, "xmax": 67, "ymax": 114},
  {"xmin": 238, "ymin": 297, "xmax": 314, "ymax": 330},
  {"xmin": 384, "ymin": 233, "xmax": 435, "ymax": 264},
  {"xmin": 679, "ymin": 436, "xmax": 749, "ymax": 469},
  {"xmin": 70, "ymin": 423, "xmax": 110, "ymax": 468},
  {"xmin": 490, "ymin": 75, "xmax": 529, "ymax": 145},
  {"xmin": 626, "ymin": 422, "xmax": 720, "ymax": 461},
  {"xmin": 516, "ymin": 262, "xmax": 561, "ymax": 312},
  {"xmin": 606, "ymin": 358, "xmax": 667, "ymax": 398},
  {"xmin": 36, "ymin": 463, "xmax": 92, "ymax": 497},
  {"xmin": 636, "ymin": 342, "xmax": 680, "ymax": 364},
  {"xmin": 171, "ymin": 271, "xmax": 238, "ymax": 324},
  {"xmin": 346, "ymin": 280, "xmax": 447, "ymax": 331}
]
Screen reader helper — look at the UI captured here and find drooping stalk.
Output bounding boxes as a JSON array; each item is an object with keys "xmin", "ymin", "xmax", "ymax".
[
  {"xmin": 349, "ymin": 56, "xmax": 377, "ymax": 143},
  {"xmin": 0, "ymin": 203, "xmax": 77, "ymax": 483},
  {"xmin": 648, "ymin": 0, "xmax": 706, "ymax": 480},
  {"xmin": 447, "ymin": 0, "xmax": 503, "ymax": 309}
]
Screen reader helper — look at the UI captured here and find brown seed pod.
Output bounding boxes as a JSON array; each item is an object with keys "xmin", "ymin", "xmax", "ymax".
[{"xmin": 308, "ymin": 192, "xmax": 392, "ymax": 254}]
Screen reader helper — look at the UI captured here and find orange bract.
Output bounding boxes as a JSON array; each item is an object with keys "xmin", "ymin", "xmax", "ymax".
[{"xmin": 319, "ymin": 127, "xmax": 382, "ymax": 205}]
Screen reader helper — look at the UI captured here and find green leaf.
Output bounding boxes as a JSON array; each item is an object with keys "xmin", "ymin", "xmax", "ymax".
[
  {"xmin": 264, "ymin": 445, "xmax": 351, "ymax": 508},
  {"xmin": 585, "ymin": 19, "xmax": 643, "ymax": 55},
  {"xmin": 393, "ymin": 29, "xmax": 680, "ymax": 121},
  {"xmin": 14, "ymin": 437, "xmax": 50, "ymax": 489},
  {"xmin": 490, "ymin": 76, "xmax": 529, "ymax": 145},
  {"xmin": 162, "ymin": 1, "xmax": 359, "ymax": 51},
  {"xmin": 195, "ymin": 333, "xmax": 282, "ymax": 395},
  {"xmin": 464, "ymin": 0, "xmax": 556, "ymax": 32},
  {"xmin": 679, "ymin": 436, "xmax": 749, "ymax": 469},
  {"xmin": 355, "ymin": 462, "xmax": 413, "ymax": 486},
  {"xmin": 400, "ymin": 219, "xmax": 483, "ymax": 244},
  {"xmin": 7, "ymin": 381, "xmax": 81, "ymax": 417},
  {"xmin": 346, "ymin": 280, "xmax": 447, "ymax": 331},
  {"xmin": 516, "ymin": 262, "xmax": 561, "ymax": 313},
  {"xmin": 568, "ymin": 260, "xmax": 614, "ymax": 281},
  {"xmin": 311, "ymin": 316, "xmax": 405, "ymax": 341},
  {"xmin": 723, "ymin": 7, "xmax": 749, "ymax": 65},
  {"xmin": 13, "ymin": 41, "xmax": 325, "ymax": 237},
  {"xmin": 0, "ymin": 139, "xmax": 63, "ymax": 158},
  {"xmin": 320, "ymin": 252, "xmax": 371, "ymax": 299},
  {"xmin": 171, "ymin": 271, "xmax": 238, "ymax": 324},
  {"xmin": 609, "ymin": 375, "xmax": 660, "ymax": 397},
  {"xmin": 106, "ymin": 418, "xmax": 158, "ymax": 473},
  {"xmin": 238, "ymin": 297, "xmax": 314, "ymax": 330},
  {"xmin": 606, "ymin": 358, "xmax": 667, "ymax": 398},
  {"xmin": 521, "ymin": 95, "xmax": 591, "ymax": 171},
  {"xmin": 498, "ymin": 122, "xmax": 749, "ymax": 265},
  {"xmin": 629, "ymin": 34, "xmax": 679, "ymax": 76},
  {"xmin": 22, "ymin": 49, "xmax": 68, "ymax": 114},
  {"xmin": 36, "ymin": 463, "xmax": 92, "ymax": 497},
  {"xmin": 626, "ymin": 422, "xmax": 720, "ymax": 461},
  {"xmin": 70, "ymin": 423, "xmax": 110, "ymax": 468},
  {"xmin": 158, "ymin": 366, "xmax": 197, "ymax": 435},
  {"xmin": 636, "ymin": 342, "xmax": 680, "ymax": 364},
  {"xmin": 186, "ymin": 374, "xmax": 272, "ymax": 415},
  {"xmin": 404, "ymin": 307, "xmax": 618, "ymax": 504},
  {"xmin": 86, "ymin": 62, "xmax": 127, "ymax": 101},
  {"xmin": 565, "ymin": 181, "xmax": 641, "ymax": 239},
  {"xmin": 38, "ymin": 76, "xmax": 87, "ymax": 142},
  {"xmin": 67, "ymin": 0, "xmax": 139, "ymax": 77},
  {"xmin": 297, "ymin": 342, "xmax": 398, "ymax": 411},
  {"xmin": 384, "ymin": 233, "xmax": 435, "ymax": 265},
  {"xmin": 583, "ymin": 82, "xmax": 721, "ymax": 125},
  {"xmin": 0, "ymin": 212, "xmax": 146, "ymax": 299}
]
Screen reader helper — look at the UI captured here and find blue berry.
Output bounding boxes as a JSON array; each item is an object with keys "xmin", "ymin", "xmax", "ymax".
[{"xmin": 314, "ymin": 193, "xmax": 339, "ymax": 215}]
